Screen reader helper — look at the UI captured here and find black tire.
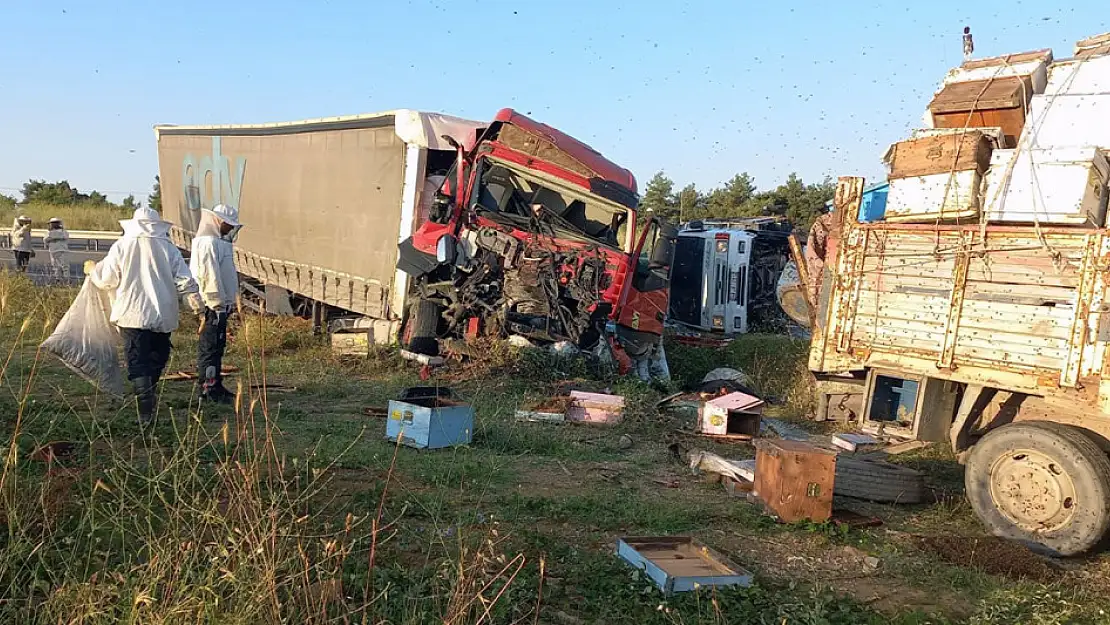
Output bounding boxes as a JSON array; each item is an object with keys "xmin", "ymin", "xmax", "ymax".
[
  {"xmin": 404, "ymin": 299, "xmax": 441, "ymax": 356},
  {"xmin": 835, "ymin": 457, "xmax": 926, "ymax": 504},
  {"xmin": 965, "ymin": 421, "xmax": 1110, "ymax": 557}
]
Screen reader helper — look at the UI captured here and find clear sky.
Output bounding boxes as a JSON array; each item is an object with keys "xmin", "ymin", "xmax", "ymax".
[{"xmin": 0, "ymin": 1, "xmax": 1102, "ymax": 202}]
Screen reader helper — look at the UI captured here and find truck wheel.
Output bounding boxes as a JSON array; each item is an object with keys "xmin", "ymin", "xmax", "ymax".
[
  {"xmin": 965, "ymin": 421, "xmax": 1110, "ymax": 556},
  {"xmin": 403, "ymin": 299, "xmax": 441, "ymax": 356}
]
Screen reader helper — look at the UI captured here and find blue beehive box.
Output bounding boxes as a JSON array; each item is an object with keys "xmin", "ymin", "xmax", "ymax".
[
  {"xmin": 386, "ymin": 389, "xmax": 474, "ymax": 450},
  {"xmin": 823, "ymin": 182, "xmax": 889, "ymax": 222}
]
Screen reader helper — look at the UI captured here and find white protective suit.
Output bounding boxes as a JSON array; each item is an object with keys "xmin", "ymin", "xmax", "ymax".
[
  {"xmin": 89, "ymin": 207, "xmax": 201, "ymax": 332},
  {"xmin": 190, "ymin": 205, "xmax": 240, "ymax": 311},
  {"xmin": 45, "ymin": 222, "xmax": 70, "ymax": 278},
  {"xmin": 10, "ymin": 218, "xmax": 32, "ymax": 252}
]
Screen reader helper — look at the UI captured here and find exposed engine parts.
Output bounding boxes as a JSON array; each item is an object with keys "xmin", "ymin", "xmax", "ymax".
[{"xmin": 419, "ymin": 224, "xmax": 611, "ymax": 349}]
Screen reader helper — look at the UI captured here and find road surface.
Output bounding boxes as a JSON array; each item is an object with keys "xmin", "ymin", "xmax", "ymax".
[{"xmin": 4, "ymin": 238, "xmax": 112, "ymax": 286}]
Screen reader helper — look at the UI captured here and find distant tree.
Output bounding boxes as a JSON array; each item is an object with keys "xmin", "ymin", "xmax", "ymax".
[
  {"xmin": 0, "ymin": 194, "xmax": 15, "ymax": 210},
  {"xmin": 121, "ymin": 194, "xmax": 139, "ymax": 210},
  {"xmin": 674, "ymin": 183, "xmax": 703, "ymax": 223},
  {"xmin": 704, "ymin": 173, "xmax": 757, "ymax": 218},
  {"xmin": 22, "ymin": 179, "xmax": 78, "ymax": 204},
  {"xmin": 87, "ymin": 191, "xmax": 108, "ymax": 205},
  {"xmin": 147, "ymin": 176, "xmax": 162, "ymax": 212},
  {"xmin": 640, "ymin": 171, "xmax": 677, "ymax": 221}
]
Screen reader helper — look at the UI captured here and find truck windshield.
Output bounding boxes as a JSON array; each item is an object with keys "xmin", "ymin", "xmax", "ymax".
[{"xmin": 471, "ymin": 159, "xmax": 628, "ymax": 249}]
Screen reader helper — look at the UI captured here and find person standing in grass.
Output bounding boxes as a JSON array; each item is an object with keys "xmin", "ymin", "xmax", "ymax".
[
  {"xmin": 190, "ymin": 204, "xmax": 242, "ymax": 404},
  {"xmin": 89, "ymin": 207, "xmax": 203, "ymax": 427},
  {"xmin": 10, "ymin": 215, "xmax": 32, "ymax": 273},
  {"xmin": 44, "ymin": 217, "xmax": 70, "ymax": 282}
]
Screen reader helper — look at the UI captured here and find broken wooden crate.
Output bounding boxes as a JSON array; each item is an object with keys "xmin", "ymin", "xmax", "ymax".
[
  {"xmin": 754, "ymin": 439, "xmax": 836, "ymax": 523},
  {"xmin": 616, "ymin": 537, "xmax": 752, "ymax": 595},
  {"xmin": 566, "ymin": 391, "xmax": 624, "ymax": 424},
  {"xmin": 386, "ymin": 388, "xmax": 473, "ymax": 449},
  {"xmin": 698, "ymin": 391, "xmax": 764, "ymax": 439}
]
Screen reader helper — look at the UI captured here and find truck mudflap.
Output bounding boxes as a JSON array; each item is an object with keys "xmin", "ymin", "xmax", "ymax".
[{"xmin": 397, "ymin": 237, "xmax": 439, "ymax": 278}]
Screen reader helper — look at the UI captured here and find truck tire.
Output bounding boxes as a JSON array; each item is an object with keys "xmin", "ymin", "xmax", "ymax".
[
  {"xmin": 964, "ymin": 421, "xmax": 1110, "ymax": 557},
  {"xmin": 834, "ymin": 457, "xmax": 926, "ymax": 504},
  {"xmin": 403, "ymin": 299, "xmax": 441, "ymax": 356}
]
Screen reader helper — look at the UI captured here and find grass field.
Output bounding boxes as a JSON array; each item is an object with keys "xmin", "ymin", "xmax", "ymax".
[
  {"xmin": 3, "ymin": 272, "xmax": 1110, "ymax": 623},
  {"xmin": 2, "ymin": 203, "xmax": 130, "ymax": 231}
]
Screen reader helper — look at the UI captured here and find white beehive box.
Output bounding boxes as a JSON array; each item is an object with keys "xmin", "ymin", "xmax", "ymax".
[
  {"xmin": 884, "ymin": 170, "xmax": 982, "ymax": 222},
  {"xmin": 1025, "ymin": 93, "xmax": 1110, "ymax": 150},
  {"xmin": 982, "ymin": 147, "xmax": 1109, "ymax": 226},
  {"xmin": 942, "ymin": 50, "xmax": 1052, "ymax": 92},
  {"xmin": 1045, "ymin": 55, "xmax": 1110, "ymax": 96}
]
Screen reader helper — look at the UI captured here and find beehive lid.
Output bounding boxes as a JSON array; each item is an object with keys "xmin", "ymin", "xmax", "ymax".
[
  {"xmin": 706, "ymin": 391, "xmax": 764, "ymax": 413},
  {"xmin": 960, "ymin": 49, "xmax": 1052, "ymax": 70},
  {"xmin": 929, "ymin": 76, "xmax": 1033, "ymax": 113}
]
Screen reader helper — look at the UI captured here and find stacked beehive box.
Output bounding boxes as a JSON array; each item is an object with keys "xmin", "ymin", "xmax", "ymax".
[{"xmin": 882, "ymin": 36, "xmax": 1110, "ymax": 227}]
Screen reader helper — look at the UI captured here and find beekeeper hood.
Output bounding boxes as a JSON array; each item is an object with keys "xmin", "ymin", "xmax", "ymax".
[
  {"xmin": 14, "ymin": 215, "xmax": 30, "ymax": 227},
  {"xmin": 120, "ymin": 207, "xmax": 172, "ymax": 238},
  {"xmin": 197, "ymin": 204, "xmax": 241, "ymax": 241}
]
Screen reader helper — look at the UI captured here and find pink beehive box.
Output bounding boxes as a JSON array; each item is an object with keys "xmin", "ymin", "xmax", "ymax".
[
  {"xmin": 566, "ymin": 391, "xmax": 625, "ymax": 424},
  {"xmin": 699, "ymin": 392, "xmax": 765, "ymax": 437}
]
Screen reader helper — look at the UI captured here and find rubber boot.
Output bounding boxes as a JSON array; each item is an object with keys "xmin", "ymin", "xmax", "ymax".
[
  {"xmin": 133, "ymin": 376, "xmax": 156, "ymax": 428},
  {"xmin": 199, "ymin": 366, "xmax": 233, "ymax": 405}
]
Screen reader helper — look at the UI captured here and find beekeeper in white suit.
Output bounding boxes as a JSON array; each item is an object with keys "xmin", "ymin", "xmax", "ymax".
[
  {"xmin": 191, "ymin": 203, "xmax": 242, "ymax": 404},
  {"xmin": 90, "ymin": 207, "xmax": 202, "ymax": 427}
]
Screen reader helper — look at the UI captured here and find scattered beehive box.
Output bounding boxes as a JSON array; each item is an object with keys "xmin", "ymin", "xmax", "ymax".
[
  {"xmin": 698, "ymin": 391, "xmax": 764, "ymax": 438},
  {"xmin": 884, "ymin": 170, "xmax": 983, "ymax": 222},
  {"xmin": 753, "ymin": 439, "xmax": 836, "ymax": 523},
  {"xmin": 615, "ymin": 537, "xmax": 753, "ymax": 595},
  {"xmin": 566, "ymin": 391, "xmax": 624, "ymax": 424},
  {"xmin": 386, "ymin": 394, "xmax": 474, "ymax": 449},
  {"xmin": 983, "ymin": 147, "xmax": 1110, "ymax": 226}
]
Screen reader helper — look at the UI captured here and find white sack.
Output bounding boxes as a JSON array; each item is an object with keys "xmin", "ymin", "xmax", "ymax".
[{"xmin": 42, "ymin": 278, "xmax": 124, "ymax": 395}]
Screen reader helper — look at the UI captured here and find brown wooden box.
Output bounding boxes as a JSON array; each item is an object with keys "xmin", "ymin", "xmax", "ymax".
[
  {"xmin": 928, "ymin": 76, "xmax": 1033, "ymax": 148},
  {"xmin": 887, "ymin": 131, "xmax": 993, "ymax": 180},
  {"xmin": 753, "ymin": 439, "xmax": 836, "ymax": 523}
]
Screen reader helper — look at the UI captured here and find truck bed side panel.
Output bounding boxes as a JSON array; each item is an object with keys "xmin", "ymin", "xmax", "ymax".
[
  {"xmin": 814, "ymin": 224, "xmax": 1109, "ymax": 402},
  {"xmin": 156, "ymin": 126, "xmax": 406, "ymax": 318}
]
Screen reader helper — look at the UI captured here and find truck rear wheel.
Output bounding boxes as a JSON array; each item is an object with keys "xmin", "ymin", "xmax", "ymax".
[
  {"xmin": 965, "ymin": 421, "xmax": 1110, "ymax": 556},
  {"xmin": 403, "ymin": 299, "xmax": 441, "ymax": 356}
]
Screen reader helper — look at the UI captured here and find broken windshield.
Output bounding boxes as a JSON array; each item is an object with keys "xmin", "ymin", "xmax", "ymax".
[{"xmin": 470, "ymin": 158, "xmax": 630, "ymax": 250}]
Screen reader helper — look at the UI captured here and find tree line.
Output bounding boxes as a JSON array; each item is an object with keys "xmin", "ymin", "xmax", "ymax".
[
  {"xmin": 0, "ymin": 176, "xmax": 163, "ymax": 212},
  {"xmin": 639, "ymin": 171, "xmax": 835, "ymax": 231}
]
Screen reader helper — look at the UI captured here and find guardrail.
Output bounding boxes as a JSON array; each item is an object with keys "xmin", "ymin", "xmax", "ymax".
[{"xmin": 0, "ymin": 229, "xmax": 121, "ymax": 252}]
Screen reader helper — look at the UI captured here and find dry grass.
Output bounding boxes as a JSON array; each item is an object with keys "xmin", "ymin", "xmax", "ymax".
[{"xmin": 2, "ymin": 203, "xmax": 129, "ymax": 232}]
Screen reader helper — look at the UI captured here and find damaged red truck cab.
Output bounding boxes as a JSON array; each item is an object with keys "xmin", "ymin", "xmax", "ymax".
[{"xmin": 397, "ymin": 108, "xmax": 675, "ymax": 357}]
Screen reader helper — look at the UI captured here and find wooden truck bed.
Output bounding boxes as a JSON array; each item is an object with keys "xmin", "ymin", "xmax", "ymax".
[{"xmin": 811, "ymin": 180, "xmax": 1110, "ymax": 414}]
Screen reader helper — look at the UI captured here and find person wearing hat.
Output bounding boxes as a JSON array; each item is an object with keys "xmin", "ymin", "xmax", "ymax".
[
  {"xmin": 10, "ymin": 215, "xmax": 32, "ymax": 273},
  {"xmin": 89, "ymin": 207, "xmax": 203, "ymax": 427},
  {"xmin": 191, "ymin": 203, "xmax": 242, "ymax": 404},
  {"xmin": 44, "ymin": 217, "xmax": 70, "ymax": 281}
]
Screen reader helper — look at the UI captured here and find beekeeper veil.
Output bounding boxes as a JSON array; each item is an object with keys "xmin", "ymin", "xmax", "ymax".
[{"xmin": 198, "ymin": 204, "xmax": 242, "ymax": 241}]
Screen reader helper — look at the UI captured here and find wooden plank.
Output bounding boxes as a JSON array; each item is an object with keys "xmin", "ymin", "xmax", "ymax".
[
  {"xmin": 933, "ymin": 108, "xmax": 1027, "ymax": 148},
  {"xmin": 961, "ymin": 49, "xmax": 1052, "ymax": 69},
  {"xmin": 957, "ymin": 325, "xmax": 1070, "ymax": 349},
  {"xmin": 1063, "ymin": 234, "xmax": 1102, "ymax": 387},
  {"xmin": 887, "ymin": 132, "xmax": 993, "ymax": 180},
  {"xmin": 965, "ymin": 281, "xmax": 1077, "ymax": 305},
  {"xmin": 939, "ymin": 239, "xmax": 971, "ymax": 368},
  {"xmin": 954, "ymin": 344, "xmax": 1064, "ymax": 371}
]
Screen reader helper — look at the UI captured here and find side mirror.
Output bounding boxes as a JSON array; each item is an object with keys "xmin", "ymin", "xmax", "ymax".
[
  {"xmin": 436, "ymin": 234, "xmax": 457, "ymax": 265},
  {"xmin": 649, "ymin": 223, "xmax": 678, "ymax": 270}
]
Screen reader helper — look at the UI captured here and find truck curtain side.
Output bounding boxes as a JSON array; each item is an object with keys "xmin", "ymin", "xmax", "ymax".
[{"xmin": 154, "ymin": 110, "xmax": 485, "ymax": 334}]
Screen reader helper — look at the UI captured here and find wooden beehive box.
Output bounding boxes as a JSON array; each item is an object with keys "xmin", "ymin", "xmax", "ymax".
[
  {"xmin": 753, "ymin": 439, "xmax": 836, "ymax": 523},
  {"xmin": 929, "ymin": 76, "xmax": 1033, "ymax": 148},
  {"xmin": 886, "ymin": 131, "xmax": 993, "ymax": 180}
]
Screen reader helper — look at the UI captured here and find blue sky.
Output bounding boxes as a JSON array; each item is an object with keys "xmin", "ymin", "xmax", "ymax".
[{"xmin": 0, "ymin": 1, "xmax": 1101, "ymax": 202}]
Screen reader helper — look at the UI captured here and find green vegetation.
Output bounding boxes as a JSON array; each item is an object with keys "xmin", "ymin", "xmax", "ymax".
[
  {"xmin": 1, "ymin": 202, "xmax": 129, "ymax": 231},
  {"xmin": 639, "ymin": 170, "xmax": 834, "ymax": 230},
  {"xmin": 1, "ymin": 273, "xmax": 1109, "ymax": 623}
]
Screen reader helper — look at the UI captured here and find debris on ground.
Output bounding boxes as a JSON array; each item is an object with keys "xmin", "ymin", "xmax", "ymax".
[
  {"xmin": 566, "ymin": 391, "xmax": 624, "ymax": 424},
  {"xmin": 916, "ymin": 535, "xmax": 1061, "ymax": 582},
  {"xmin": 162, "ymin": 365, "xmax": 240, "ymax": 382},
  {"xmin": 754, "ymin": 439, "xmax": 837, "ymax": 523},
  {"xmin": 699, "ymin": 367, "xmax": 758, "ymax": 397},
  {"xmin": 698, "ymin": 391, "xmax": 764, "ymax": 439},
  {"xmin": 363, "ymin": 406, "xmax": 389, "ymax": 418},
  {"xmin": 617, "ymin": 434, "xmax": 634, "ymax": 449},
  {"xmin": 616, "ymin": 536, "xmax": 753, "ymax": 594},
  {"xmin": 688, "ymin": 450, "xmax": 755, "ymax": 483},
  {"xmin": 831, "ymin": 508, "xmax": 884, "ymax": 529},
  {"xmin": 386, "ymin": 387, "xmax": 474, "ymax": 450},
  {"xmin": 834, "ymin": 456, "xmax": 927, "ymax": 504},
  {"xmin": 516, "ymin": 396, "xmax": 573, "ymax": 423},
  {"xmin": 832, "ymin": 432, "xmax": 882, "ymax": 452},
  {"xmin": 760, "ymin": 417, "xmax": 813, "ymax": 442},
  {"xmin": 399, "ymin": 350, "xmax": 445, "ymax": 367}
]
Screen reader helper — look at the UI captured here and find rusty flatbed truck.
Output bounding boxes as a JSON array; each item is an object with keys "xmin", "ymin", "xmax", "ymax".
[{"xmin": 811, "ymin": 177, "xmax": 1110, "ymax": 556}]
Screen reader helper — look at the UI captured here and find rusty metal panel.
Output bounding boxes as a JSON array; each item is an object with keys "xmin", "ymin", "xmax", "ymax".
[
  {"xmin": 1062, "ymin": 234, "xmax": 1102, "ymax": 387},
  {"xmin": 937, "ymin": 231, "xmax": 972, "ymax": 368}
]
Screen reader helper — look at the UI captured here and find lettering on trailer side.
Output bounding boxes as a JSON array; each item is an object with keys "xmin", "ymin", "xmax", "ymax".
[{"xmin": 180, "ymin": 137, "xmax": 247, "ymax": 232}]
